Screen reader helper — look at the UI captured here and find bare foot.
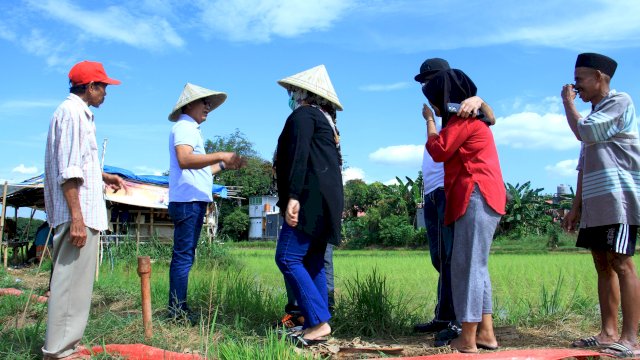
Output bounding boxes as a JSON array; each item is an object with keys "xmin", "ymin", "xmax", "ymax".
[
  {"xmin": 450, "ymin": 336, "xmax": 478, "ymax": 353},
  {"xmin": 476, "ymin": 328, "xmax": 498, "ymax": 350},
  {"xmin": 302, "ymin": 322, "xmax": 331, "ymax": 340}
]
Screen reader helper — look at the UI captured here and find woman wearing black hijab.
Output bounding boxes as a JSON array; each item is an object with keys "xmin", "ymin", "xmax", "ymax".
[{"xmin": 423, "ymin": 69, "xmax": 506, "ymax": 353}]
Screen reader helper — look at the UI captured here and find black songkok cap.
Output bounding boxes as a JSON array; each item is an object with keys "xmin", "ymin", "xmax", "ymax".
[{"xmin": 575, "ymin": 53, "xmax": 618, "ymax": 78}]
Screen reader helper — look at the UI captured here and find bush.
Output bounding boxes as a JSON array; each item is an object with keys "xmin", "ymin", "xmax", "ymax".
[
  {"xmin": 407, "ymin": 227, "xmax": 427, "ymax": 248},
  {"xmin": 222, "ymin": 207, "xmax": 249, "ymax": 240},
  {"xmin": 342, "ymin": 208, "xmax": 382, "ymax": 249},
  {"xmin": 379, "ymin": 215, "xmax": 415, "ymax": 247},
  {"xmin": 333, "ymin": 268, "xmax": 417, "ymax": 337}
]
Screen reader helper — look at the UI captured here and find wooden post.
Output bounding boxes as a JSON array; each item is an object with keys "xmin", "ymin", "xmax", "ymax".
[
  {"xmin": 95, "ymin": 232, "xmax": 101, "ymax": 281},
  {"xmin": 136, "ymin": 210, "xmax": 141, "ymax": 253},
  {"xmin": 1, "ymin": 181, "xmax": 8, "ymax": 268},
  {"xmin": 137, "ymin": 256, "xmax": 152, "ymax": 340}
]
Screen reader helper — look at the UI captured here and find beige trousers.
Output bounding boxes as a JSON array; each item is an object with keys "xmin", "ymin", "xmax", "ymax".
[{"xmin": 42, "ymin": 223, "xmax": 99, "ymax": 358}]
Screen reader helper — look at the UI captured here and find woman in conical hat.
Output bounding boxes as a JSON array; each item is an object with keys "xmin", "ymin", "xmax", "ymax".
[{"xmin": 274, "ymin": 65, "xmax": 343, "ymax": 346}]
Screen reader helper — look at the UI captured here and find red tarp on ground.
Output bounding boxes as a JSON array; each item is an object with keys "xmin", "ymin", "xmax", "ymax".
[
  {"xmin": 386, "ymin": 348, "xmax": 609, "ymax": 360},
  {"xmin": 79, "ymin": 344, "xmax": 204, "ymax": 360},
  {"xmin": 0, "ymin": 287, "xmax": 48, "ymax": 303}
]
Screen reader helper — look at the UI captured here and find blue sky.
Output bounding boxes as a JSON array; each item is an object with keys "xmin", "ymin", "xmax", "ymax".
[{"xmin": 1, "ymin": 0, "xmax": 639, "ymax": 204}]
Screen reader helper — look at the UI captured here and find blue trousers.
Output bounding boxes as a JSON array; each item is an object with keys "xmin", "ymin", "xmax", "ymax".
[
  {"xmin": 423, "ymin": 188, "xmax": 456, "ymax": 322},
  {"xmin": 284, "ymin": 243, "xmax": 335, "ymax": 311},
  {"xmin": 168, "ymin": 201, "xmax": 207, "ymax": 313},
  {"xmin": 275, "ymin": 222, "xmax": 331, "ymax": 328}
]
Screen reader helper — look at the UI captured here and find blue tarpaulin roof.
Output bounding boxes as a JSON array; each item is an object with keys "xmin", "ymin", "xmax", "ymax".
[
  {"xmin": 103, "ymin": 165, "xmax": 227, "ymax": 197},
  {"xmin": 1, "ymin": 165, "xmax": 227, "ymax": 209}
]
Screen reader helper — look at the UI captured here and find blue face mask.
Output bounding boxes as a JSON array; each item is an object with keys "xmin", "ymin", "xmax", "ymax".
[{"xmin": 288, "ymin": 94, "xmax": 296, "ymax": 111}]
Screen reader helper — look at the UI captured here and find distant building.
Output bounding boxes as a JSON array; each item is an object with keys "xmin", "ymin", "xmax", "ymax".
[{"xmin": 248, "ymin": 196, "xmax": 280, "ymax": 240}]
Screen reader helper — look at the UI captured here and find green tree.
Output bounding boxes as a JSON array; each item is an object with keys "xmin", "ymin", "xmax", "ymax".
[
  {"xmin": 204, "ymin": 128, "xmax": 259, "ymax": 158},
  {"xmin": 204, "ymin": 129, "xmax": 274, "ymax": 200},
  {"xmin": 222, "ymin": 206, "xmax": 250, "ymax": 240},
  {"xmin": 204, "ymin": 129, "xmax": 273, "ymax": 238},
  {"xmin": 395, "ymin": 172, "xmax": 423, "ymax": 226},
  {"xmin": 500, "ymin": 181, "xmax": 552, "ymax": 237},
  {"xmin": 344, "ymin": 179, "xmax": 370, "ymax": 218}
]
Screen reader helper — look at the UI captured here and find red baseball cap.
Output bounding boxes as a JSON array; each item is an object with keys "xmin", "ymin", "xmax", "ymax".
[{"xmin": 68, "ymin": 60, "xmax": 121, "ymax": 86}]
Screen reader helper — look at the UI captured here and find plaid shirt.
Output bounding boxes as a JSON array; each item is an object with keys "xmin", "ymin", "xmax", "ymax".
[{"xmin": 44, "ymin": 94, "xmax": 107, "ymax": 231}]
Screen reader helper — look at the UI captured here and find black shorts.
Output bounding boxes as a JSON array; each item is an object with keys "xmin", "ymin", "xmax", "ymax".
[{"xmin": 576, "ymin": 224, "xmax": 638, "ymax": 256}]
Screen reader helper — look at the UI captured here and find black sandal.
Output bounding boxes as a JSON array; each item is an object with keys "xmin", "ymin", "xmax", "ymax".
[{"xmin": 285, "ymin": 333, "xmax": 328, "ymax": 348}]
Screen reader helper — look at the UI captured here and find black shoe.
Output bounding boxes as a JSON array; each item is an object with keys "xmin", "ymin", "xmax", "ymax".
[
  {"xmin": 434, "ymin": 321, "xmax": 462, "ymax": 347},
  {"xmin": 413, "ymin": 319, "xmax": 450, "ymax": 333}
]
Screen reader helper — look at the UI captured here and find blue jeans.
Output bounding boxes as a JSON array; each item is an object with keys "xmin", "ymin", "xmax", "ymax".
[
  {"xmin": 168, "ymin": 201, "xmax": 207, "ymax": 313},
  {"xmin": 275, "ymin": 222, "xmax": 331, "ymax": 328},
  {"xmin": 285, "ymin": 244, "xmax": 335, "ymax": 311},
  {"xmin": 424, "ymin": 188, "xmax": 455, "ymax": 322}
]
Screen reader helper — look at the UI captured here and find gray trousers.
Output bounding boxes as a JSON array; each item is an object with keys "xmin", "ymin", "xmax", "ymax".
[
  {"xmin": 42, "ymin": 223, "xmax": 99, "ymax": 358},
  {"xmin": 451, "ymin": 186, "xmax": 501, "ymax": 323}
]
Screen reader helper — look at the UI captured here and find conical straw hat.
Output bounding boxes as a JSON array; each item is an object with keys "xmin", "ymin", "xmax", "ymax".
[
  {"xmin": 277, "ymin": 65, "xmax": 343, "ymax": 111},
  {"xmin": 168, "ymin": 83, "xmax": 227, "ymax": 121}
]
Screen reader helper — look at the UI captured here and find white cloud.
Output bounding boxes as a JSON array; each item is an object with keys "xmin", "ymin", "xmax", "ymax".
[
  {"xmin": 510, "ymin": 96, "xmax": 563, "ymax": 114},
  {"xmin": 21, "ymin": 29, "xmax": 76, "ymax": 68},
  {"xmin": 12, "ymin": 164, "xmax": 38, "ymax": 175},
  {"xmin": 383, "ymin": 178, "xmax": 399, "ymax": 186},
  {"xmin": 356, "ymin": 0, "xmax": 640, "ymax": 52},
  {"xmin": 27, "ymin": 0, "xmax": 184, "ymax": 50},
  {"xmin": 493, "ymin": 111, "xmax": 579, "ymax": 150},
  {"xmin": 343, "ymin": 167, "xmax": 365, "ymax": 183},
  {"xmin": 197, "ymin": 0, "xmax": 354, "ymax": 42},
  {"xmin": 489, "ymin": 1, "xmax": 640, "ymax": 49},
  {"xmin": 545, "ymin": 159, "xmax": 579, "ymax": 178},
  {"xmin": 359, "ymin": 82, "xmax": 411, "ymax": 92},
  {"xmin": 0, "ymin": 22, "xmax": 16, "ymax": 41},
  {"xmin": 369, "ymin": 144, "xmax": 423, "ymax": 167}
]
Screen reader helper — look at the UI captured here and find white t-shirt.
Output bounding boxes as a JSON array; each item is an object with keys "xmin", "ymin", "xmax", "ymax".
[{"xmin": 422, "ymin": 117, "xmax": 445, "ymax": 195}]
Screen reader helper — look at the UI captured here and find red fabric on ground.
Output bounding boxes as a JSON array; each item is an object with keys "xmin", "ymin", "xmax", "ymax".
[
  {"xmin": 78, "ymin": 344, "xmax": 204, "ymax": 359},
  {"xmin": 0, "ymin": 287, "xmax": 48, "ymax": 303},
  {"xmin": 386, "ymin": 348, "xmax": 607, "ymax": 360}
]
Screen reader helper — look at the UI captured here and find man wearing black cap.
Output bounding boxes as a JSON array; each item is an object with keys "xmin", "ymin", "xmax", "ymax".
[
  {"xmin": 562, "ymin": 53, "xmax": 640, "ymax": 358},
  {"xmin": 413, "ymin": 58, "xmax": 495, "ymax": 339}
]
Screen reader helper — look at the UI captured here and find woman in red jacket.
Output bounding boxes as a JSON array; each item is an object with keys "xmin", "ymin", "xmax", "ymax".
[{"xmin": 424, "ymin": 69, "xmax": 506, "ymax": 353}]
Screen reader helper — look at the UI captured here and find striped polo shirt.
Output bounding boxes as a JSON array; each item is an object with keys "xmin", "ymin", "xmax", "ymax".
[{"xmin": 577, "ymin": 90, "xmax": 640, "ymax": 227}]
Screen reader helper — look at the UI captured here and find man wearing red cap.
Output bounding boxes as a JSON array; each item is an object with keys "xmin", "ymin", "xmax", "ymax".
[
  {"xmin": 43, "ymin": 61, "xmax": 126, "ymax": 359},
  {"xmin": 562, "ymin": 53, "xmax": 640, "ymax": 358}
]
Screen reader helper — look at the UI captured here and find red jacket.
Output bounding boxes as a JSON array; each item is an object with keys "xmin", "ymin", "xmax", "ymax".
[{"xmin": 426, "ymin": 116, "xmax": 506, "ymax": 225}]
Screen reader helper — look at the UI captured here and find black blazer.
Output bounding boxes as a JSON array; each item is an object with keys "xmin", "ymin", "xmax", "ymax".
[{"xmin": 276, "ymin": 106, "xmax": 344, "ymax": 245}]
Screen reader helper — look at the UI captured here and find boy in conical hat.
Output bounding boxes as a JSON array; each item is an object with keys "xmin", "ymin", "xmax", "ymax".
[{"xmin": 167, "ymin": 83, "xmax": 246, "ymax": 322}]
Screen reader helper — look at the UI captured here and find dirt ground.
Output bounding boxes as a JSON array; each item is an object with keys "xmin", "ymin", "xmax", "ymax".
[{"xmin": 2, "ymin": 266, "xmax": 592, "ymax": 359}]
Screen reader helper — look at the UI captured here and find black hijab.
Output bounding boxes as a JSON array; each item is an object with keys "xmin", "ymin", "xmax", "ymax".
[{"xmin": 422, "ymin": 69, "xmax": 477, "ymax": 127}]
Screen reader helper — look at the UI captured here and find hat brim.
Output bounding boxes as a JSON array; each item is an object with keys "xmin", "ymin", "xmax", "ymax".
[
  {"xmin": 277, "ymin": 81, "xmax": 343, "ymax": 111},
  {"xmin": 414, "ymin": 70, "xmax": 440, "ymax": 83},
  {"xmin": 168, "ymin": 93, "xmax": 227, "ymax": 121},
  {"xmin": 102, "ymin": 77, "xmax": 121, "ymax": 85}
]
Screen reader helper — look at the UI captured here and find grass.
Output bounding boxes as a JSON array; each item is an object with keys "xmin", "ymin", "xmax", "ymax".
[{"xmin": 2, "ymin": 235, "xmax": 639, "ymax": 359}]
